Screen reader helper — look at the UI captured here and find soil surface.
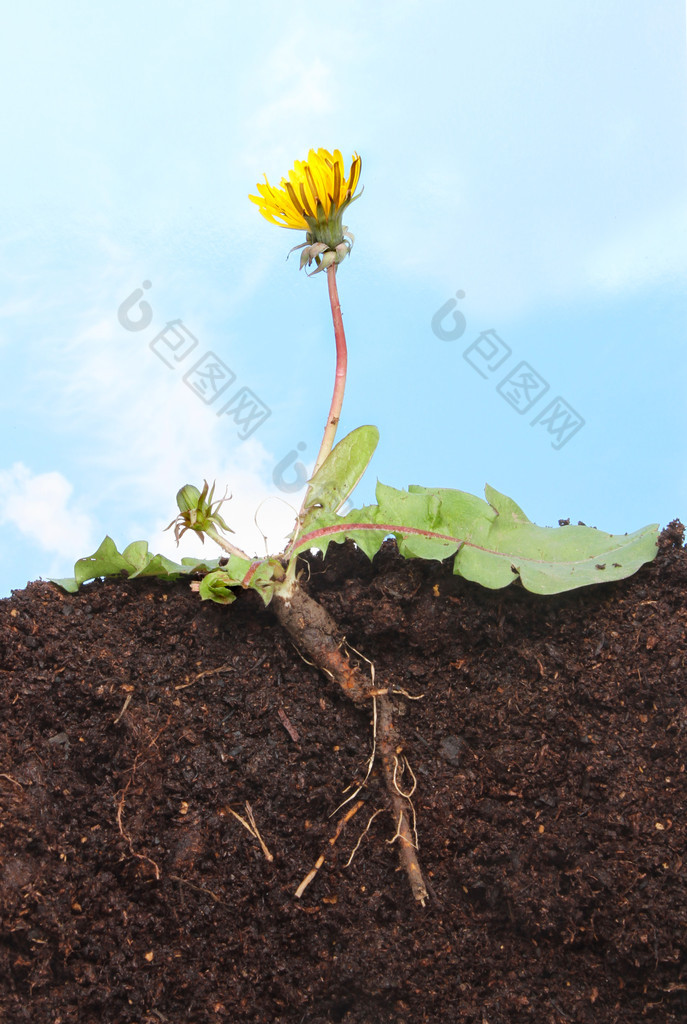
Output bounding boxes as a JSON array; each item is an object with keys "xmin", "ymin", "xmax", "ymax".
[{"xmin": 1, "ymin": 525, "xmax": 686, "ymax": 1023}]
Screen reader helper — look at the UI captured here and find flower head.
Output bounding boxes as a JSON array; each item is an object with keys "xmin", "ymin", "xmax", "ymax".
[
  {"xmin": 250, "ymin": 148, "xmax": 362, "ymax": 273},
  {"xmin": 165, "ymin": 481, "xmax": 232, "ymax": 544}
]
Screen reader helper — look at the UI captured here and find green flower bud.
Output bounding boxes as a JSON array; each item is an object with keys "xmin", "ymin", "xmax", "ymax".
[
  {"xmin": 176, "ymin": 484, "xmax": 202, "ymax": 514},
  {"xmin": 166, "ymin": 480, "xmax": 233, "ymax": 544}
]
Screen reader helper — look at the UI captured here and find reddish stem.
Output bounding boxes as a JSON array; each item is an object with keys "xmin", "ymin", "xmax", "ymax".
[{"xmin": 311, "ymin": 264, "xmax": 348, "ymax": 479}]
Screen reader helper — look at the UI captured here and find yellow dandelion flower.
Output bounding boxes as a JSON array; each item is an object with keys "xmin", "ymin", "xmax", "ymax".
[{"xmin": 250, "ymin": 148, "xmax": 362, "ymax": 273}]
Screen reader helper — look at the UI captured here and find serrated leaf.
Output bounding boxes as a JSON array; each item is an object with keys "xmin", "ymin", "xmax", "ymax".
[
  {"xmin": 129, "ymin": 552, "xmax": 193, "ymax": 579},
  {"xmin": 51, "ymin": 535, "xmax": 285, "ymax": 608},
  {"xmin": 455, "ymin": 485, "xmax": 659, "ymax": 594},
  {"xmin": 52, "ymin": 538, "xmax": 224, "ymax": 591},
  {"xmin": 290, "ymin": 502, "xmax": 386, "ymax": 561},
  {"xmin": 71, "ymin": 536, "xmax": 139, "ymax": 587},
  {"xmin": 120, "ymin": 540, "xmax": 155, "ymax": 571},
  {"xmin": 117, "ymin": 541, "xmax": 186, "ymax": 579},
  {"xmin": 241, "ymin": 559, "xmax": 282, "ymax": 605},
  {"xmin": 290, "ymin": 483, "xmax": 659, "ymax": 595}
]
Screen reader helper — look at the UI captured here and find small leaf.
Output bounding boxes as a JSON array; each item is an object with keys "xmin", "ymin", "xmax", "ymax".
[
  {"xmin": 72, "ymin": 536, "xmax": 138, "ymax": 586},
  {"xmin": 303, "ymin": 426, "xmax": 379, "ymax": 517},
  {"xmin": 50, "ymin": 577, "xmax": 81, "ymax": 594},
  {"xmin": 121, "ymin": 540, "xmax": 155, "ymax": 570},
  {"xmin": 198, "ymin": 569, "xmax": 237, "ymax": 604}
]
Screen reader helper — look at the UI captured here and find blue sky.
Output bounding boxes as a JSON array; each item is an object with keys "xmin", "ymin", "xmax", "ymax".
[{"xmin": 1, "ymin": 1, "xmax": 685, "ymax": 596}]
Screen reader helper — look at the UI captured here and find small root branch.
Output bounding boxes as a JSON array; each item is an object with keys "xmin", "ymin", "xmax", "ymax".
[
  {"xmin": 295, "ymin": 799, "xmax": 364, "ymax": 898},
  {"xmin": 377, "ymin": 695, "xmax": 428, "ymax": 905},
  {"xmin": 227, "ymin": 802, "xmax": 274, "ymax": 862},
  {"xmin": 273, "ymin": 585, "xmax": 429, "ymax": 905},
  {"xmin": 115, "ymin": 780, "xmax": 160, "ymax": 880},
  {"xmin": 277, "ymin": 707, "xmax": 300, "ymax": 743},
  {"xmin": 0, "ymin": 773, "xmax": 24, "ymax": 789},
  {"xmin": 175, "ymin": 662, "xmax": 236, "ymax": 690},
  {"xmin": 113, "ymin": 692, "xmax": 132, "ymax": 724},
  {"xmin": 345, "ymin": 809, "xmax": 383, "ymax": 867},
  {"xmin": 170, "ymin": 875, "xmax": 225, "ymax": 905},
  {"xmin": 330, "ymin": 696, "xmax": 377, "ymax": 817},
  {"xmin": 295, "ymin": 855, "xmax": 325, "ymax": 899}
]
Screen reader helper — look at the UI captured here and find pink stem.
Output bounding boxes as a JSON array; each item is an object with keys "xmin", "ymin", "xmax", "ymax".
[{"xmin": 311, "ymin": 264, "xmax": 348, "ymax": 478}]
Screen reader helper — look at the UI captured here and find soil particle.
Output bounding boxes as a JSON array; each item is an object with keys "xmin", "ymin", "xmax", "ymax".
[{"xmin": 1, "ymin": 524, "xmax": 686, "ymax": 1022}]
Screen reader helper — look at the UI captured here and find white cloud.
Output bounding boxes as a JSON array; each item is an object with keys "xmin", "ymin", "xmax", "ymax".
[
  {"xmin": 237, "ymin": 25, "xmax": 359, "ymax": 183},
  {"xmin": 0, "ymin": 463, "xmax": 95, "ymax": 555},
  {"xmin": 43, "ymin": 299, "xmax": 309, "ymax": 562},
  {"xmin": 249, "ymin": 54, "xmax": 332, "ymax": 149},
  {"xmin": 585, "ymin": 198, "xmax": 687, "ymax": 293}
]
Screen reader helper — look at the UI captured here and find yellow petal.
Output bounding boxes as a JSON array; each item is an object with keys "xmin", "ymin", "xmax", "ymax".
[{"xmin": 250, "ymin": 149, "xmax": 362, "ymax": 233}]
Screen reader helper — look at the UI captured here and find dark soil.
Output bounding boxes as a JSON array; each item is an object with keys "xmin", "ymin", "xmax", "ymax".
[{"xmin": 1, "ymin": 524, "xmax": 686, "ymax": 1023}]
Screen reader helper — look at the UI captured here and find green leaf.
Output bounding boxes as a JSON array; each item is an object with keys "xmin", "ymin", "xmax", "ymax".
[
  {"xmin": 51, "ymin": 536, "xmax": 284, "ymax": 607},
  {"xmin": 458, "ymin": 485, "xmax": 659, "ymax": 594},
  {"xmin": 179, "ymin": 556, "xmax": 225, "ymax": 571},
  {"xmin": 303, "ymin": 426, "xmax": 379, "ymax": 517},
  {"xmin": 290, "ymin": 502, "xmax": 386, "ymax": 561},
  {"xmin": 51, "ymin": 537, "xmax": 224, "ymax": 591},
  {"xmin": 290, "ymin": 482, "xmax": 659, "ymax": 595},
  {"xmin": 198, "ymin": 569, "xmax": 237, "ymax": 604},
  {"xmin": 118, "ymin": 541, "xmax": 189, "ymax": 579},
  {"xmin": 71, "ymin": 536, "xmax": 140, "ymax": 587},
  {"xmin": 50, "ymin": 577, "xmax": 81, "ymax": 594},
  {"xmin": 240, "ymin": 559, "xmax": 282, "ymax": 606}
]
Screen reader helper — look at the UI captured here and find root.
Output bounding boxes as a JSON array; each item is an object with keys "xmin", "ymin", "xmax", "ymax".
[
  {"xmin": 273, "ymin": 584, "xmax": 428, "ymax": 905},
  {"xmin": 377, "ymin": 696, "xmax": 428, "ymax": 905},
  {"xmin": 330, "ymin": 694, "xmax": 377, "ymax": 817},
  {"xmin": 295, "ymin": 799, "xmax": 364, "ymax": 898},
  {"xmin": 115, "ymin": 778, "xmax": 161, "ymax": 880},
  {"xmin": 345, "ymin": 809, "xmax": 383, "ymax": 867},
  {"xmin": 272, "ymin": 585, "xmax": 371, "ymax": 705},
  {"xmin": 226, "ymin": 802, "xmax": 274, "ymax": 862}
]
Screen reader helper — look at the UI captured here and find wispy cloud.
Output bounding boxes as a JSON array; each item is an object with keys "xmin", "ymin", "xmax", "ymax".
[
  {"xmin": 237, "ymin": 25, "xmax": 360, "ymax": 181},
  {"xmin": 586, "ymin": 198, "xmax": 687, "ymax": 293},
  {"xmin": 38, "ymin": 288, "xmax": 306, "ymax": 563}
]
